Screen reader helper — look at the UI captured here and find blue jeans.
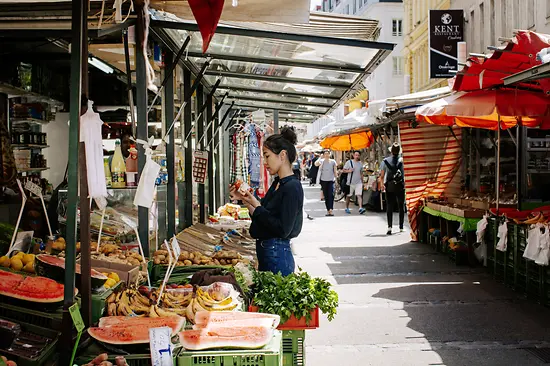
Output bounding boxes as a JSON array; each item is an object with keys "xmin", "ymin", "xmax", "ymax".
[{"xmin": 256, "ymin": 238, "xmax": 295, "ymax": 276}]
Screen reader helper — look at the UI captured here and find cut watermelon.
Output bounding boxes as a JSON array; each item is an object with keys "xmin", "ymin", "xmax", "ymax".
[
  {"xmin": 89, "ymin": 316, "xmax": 185, "ymax": 345},
  {"xmin": 0, "ymin": 269, "xmax": 77, "ymax": 303},
  {"xmin": 98, "ymin": 316, "xmax": 186, "ymax": 330},
  {"xmin": 35, "ymin": 254, "xmax": 108, "ymax": 290},
  {"xmin": 179, "ymin": 326, "xmax": 274, "ymax": 350},
  {"xmin": 194, "ymin": 311, "xmax": 280, "ymax": 329}
]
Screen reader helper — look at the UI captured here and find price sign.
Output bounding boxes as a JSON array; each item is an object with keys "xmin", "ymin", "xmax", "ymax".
[
  {"xmin": 170, "ymin": 236, "xmax": 181, "ymax": 259},
  {"xmin": 69, "ymin": 303, "xmax": 85, "ymax": 332},
  {"xmin": 24, "ymin": 180, "xmax": 42, "ymax": 197},
  {"xmin": 192, "ymin": 150, "xmax": 208, "ymax": 184},
  {"xmin": 149, "ymin": 327, "xmax": 173, "ymax": 366}
]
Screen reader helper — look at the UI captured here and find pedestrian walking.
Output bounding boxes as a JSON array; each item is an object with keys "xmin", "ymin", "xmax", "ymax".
[
  {"xmin": 230, "ymin": 126, "xmax": 303, "ymax": 276},
  {"xmin": 343, "ymin": 151, "xmax": 366, "ymax": 214},
  {"xmin": 379, "ymin": 143, "xmax": 406, "ymax": 235},
  {"xmin": 307, "ymin": 152, "xmax": 320, "ymax": 186},
  {"xmin": 316, "ymin": 150, "xmax": 338, "ymax": 216}
]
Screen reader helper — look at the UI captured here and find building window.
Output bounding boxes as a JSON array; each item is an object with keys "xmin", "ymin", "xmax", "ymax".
[
  {"xmin": 490, "ymin": 0, "xmax": 495, "ymax": 45},
  {"xmin": 353, "ymin": 0, "xmax": 357, "ymax": 14},
  {"xmin": 392, "ymin": 19, "xmax": 403, "ymax": 36},
  {"xmin": 547, "ymin": 0, "xmax": 550, "ymax": 18},
  {"xmin": 480, "ymin": 3, "xmax": 484, "ymax": 51},
  {"xmin": 345, "ymin": 4, "xmax": 350, "ymax": 14},
  {"xmin": 528, "ymin": 0, "xmax": 535, "ymax": 27},
  {"xmin": 393, "ymin": 56, "xmax": 404, "ymax": 76}
]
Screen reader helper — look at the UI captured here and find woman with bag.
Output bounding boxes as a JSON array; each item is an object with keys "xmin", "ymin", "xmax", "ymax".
[
  {"xmin": 315, "ymin": 150, "xmax": 338, "ymax": 216},
  {"xmin": 230, "ymin": 127, "xmax": 303, "ymax": 276},
  {"xmin": 379, "ymin": 143, "xmax": 406, "ymax": 235}
]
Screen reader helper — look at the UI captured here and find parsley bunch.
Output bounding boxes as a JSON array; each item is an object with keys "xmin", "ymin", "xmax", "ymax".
[{"xmin": 252, "ymin": 270, "xmax": 339, "ymax": 324}]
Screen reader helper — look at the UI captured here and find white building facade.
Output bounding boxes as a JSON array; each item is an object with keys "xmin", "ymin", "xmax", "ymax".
[{"xmin": 450, "ymin": 0, "xmax": 550, "ymax": 54}]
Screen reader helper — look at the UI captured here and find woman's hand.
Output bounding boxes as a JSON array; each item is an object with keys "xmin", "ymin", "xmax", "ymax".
[
  {"xmin": 242, "ymin": 190, "xmax": 261, "ymax": 209},
  {"xmin": 229, "ymin": 186, "xmax": 246, "ymax": 201}
]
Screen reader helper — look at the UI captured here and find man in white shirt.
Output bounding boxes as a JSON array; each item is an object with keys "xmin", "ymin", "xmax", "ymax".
[{"xmin": 343, "ymin": 151, "xmax": 365, "ymax": 215}]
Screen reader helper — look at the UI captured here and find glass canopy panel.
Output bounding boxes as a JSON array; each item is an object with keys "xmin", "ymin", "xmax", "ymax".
[
  {"xmin": 204, "ymin": 75, "xmax": 345, "ymax": 98},
  {"xmin": 231, "ymin": 99, "xmax": 327, "ymax": 114},
  {"xmin": 216, "ymin": 88, "xmax": 336, "ymax": 106}
]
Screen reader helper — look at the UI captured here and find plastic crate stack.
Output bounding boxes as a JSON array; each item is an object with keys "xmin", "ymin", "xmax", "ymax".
[{"xmin": 282, "ymin": 330, "xmax": 305, "ymax": 366}]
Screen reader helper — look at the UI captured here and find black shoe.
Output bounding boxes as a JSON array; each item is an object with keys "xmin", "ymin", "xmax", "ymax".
[
  {"xmin": 307, "ymin": 215, "xmax": 314, "ymax": 220},
  {"xmin": 386, "ymin": 228, "xmax": 392, "ymax": 235}
]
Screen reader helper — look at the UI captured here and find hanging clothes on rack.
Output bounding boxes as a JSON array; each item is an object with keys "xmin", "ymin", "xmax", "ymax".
[{"xmin": 248, "ymin": 124, "xmax": 261, "ymax": 187}]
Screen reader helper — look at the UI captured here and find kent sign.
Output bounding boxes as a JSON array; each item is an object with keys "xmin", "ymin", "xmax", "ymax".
[{"xmin": 429, "ymin": 9, "xmax": 464, "ymax": 78}]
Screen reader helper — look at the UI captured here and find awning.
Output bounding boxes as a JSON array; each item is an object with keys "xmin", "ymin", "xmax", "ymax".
[
  {"xmin": 504, "ymin": 60, "xmax": 550, "ymax": 86},
  {"xmin": 416, "ymin": 89, "xmax": 550, "ymax": 130},
  {"xmin": 452, "ymin": 31, "xmax": 550, "ymax": 94},
  {"xmin": 150, "ymin": 10, "xmax": 394, "ymax": 122},
  {"xmin": 320, "ymin": 130, "xmax": 374, "ymax": 151}
]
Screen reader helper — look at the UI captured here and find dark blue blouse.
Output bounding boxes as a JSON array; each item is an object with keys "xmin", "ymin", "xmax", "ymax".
[{"xmin": 250, "ymin": 175, "xmax": 304, "ymax": 240}]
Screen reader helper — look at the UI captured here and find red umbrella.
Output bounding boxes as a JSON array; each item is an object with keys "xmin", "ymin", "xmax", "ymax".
[{"xmin": 188, "ymin": 0, "xmax": 225, "ymax": 53}]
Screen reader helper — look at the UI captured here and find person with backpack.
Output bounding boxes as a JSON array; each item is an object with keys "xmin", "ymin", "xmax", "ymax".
[
  {"xmin": 343, "ymin": 151, "xmax": 366, "ymax": 215},
  {"xmin": 379, "ymin": 143, "xmax": 405, "ymax": 235}
]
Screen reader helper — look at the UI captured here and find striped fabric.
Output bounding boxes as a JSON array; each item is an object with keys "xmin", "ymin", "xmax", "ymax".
[{"xmin": 399, "ymin": 122, "xmax": 462, "ymax": 241}]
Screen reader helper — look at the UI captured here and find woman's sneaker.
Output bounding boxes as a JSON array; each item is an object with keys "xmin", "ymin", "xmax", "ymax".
[
  {"xmin": 386, "ymin": 228, "xmax": 392, "ymax": 235},
  {"xmin": 345, "ymin": 208, "xmax": 351, "ymax": 214},
  {"xmin": 359, "ymin": 208, "xmax": 366, "ymax": 214}
]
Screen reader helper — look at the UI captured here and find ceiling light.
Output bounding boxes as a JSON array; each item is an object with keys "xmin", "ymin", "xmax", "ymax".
[{"xmin": 89, "ymin": 57, "xmax": 114, "ymax": 74}]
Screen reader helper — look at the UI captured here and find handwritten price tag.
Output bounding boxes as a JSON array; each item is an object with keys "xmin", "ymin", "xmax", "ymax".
[
  {"xmin": 149, "ymin": 327, "xmax": 173, "ymax": 366},
  {"xmin": 69, "ymin": 303, "xmax": 85, "ymax": 332},
  {"xmin": 170, "ymin": 236, "xmax": 181, "ymax": 259},
  {"xmin": 24, "ymin": 180, "xmax": 42, "ymax": 197}
]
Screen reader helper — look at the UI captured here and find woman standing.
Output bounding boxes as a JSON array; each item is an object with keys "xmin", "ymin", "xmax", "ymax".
[
  {"xmin": 230, "ymin": 127, "xmax": 303, "ymax": 276},
  {"xmin": 316, "ymin": 150, "xmax": 338, "ymax": 216}
]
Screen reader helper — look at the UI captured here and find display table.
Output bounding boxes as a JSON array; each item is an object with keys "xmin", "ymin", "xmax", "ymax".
[{"xmin": 422, "ymin": 206, "xmax": 481, "ymax": 232}]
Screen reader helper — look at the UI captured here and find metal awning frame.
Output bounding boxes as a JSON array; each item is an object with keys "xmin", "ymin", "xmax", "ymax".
[
  {"xmin": 150, "ymin": 18, "xmax": 394, "ymax": 121},
  {"xmin": 503, "ymin": 62, "xmax": 550, "ymax": 86}
]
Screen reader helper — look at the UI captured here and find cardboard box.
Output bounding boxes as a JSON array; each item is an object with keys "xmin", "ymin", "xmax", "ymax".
[
  {"xmin": 90, "ymin": 259, "xmax": 140, "ymax": 285},
  {"xmin": 470, "ymin": 200, "xmax": 490, "ymax": 211},
  {"xmin": 447, "ymin": 197, "xmax": 464, "ymax": 206}
]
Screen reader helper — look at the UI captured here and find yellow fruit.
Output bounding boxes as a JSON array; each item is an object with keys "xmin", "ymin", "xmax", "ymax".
[
  {"xmin": 10, "ymin": 258, "xmax": 23, "ymax": 272},
  {"xmin": 23, "ymin": 261, "xmax": 35, "ymax": 273},
  {"xmin": 108, "ymin": 272, "xmax": 120, "ymax": 282},
  {"xmin": 14, "ymin": 252, "xmax": 24, "ymax": 259},
  {"xmin": 0, "ymin": 256, "xmax": 10, "ymax": 268},
  {"xmin": 102, "ymin": 272, "xmax": 110, "ymax": 277},
  {"xmin": 22, "ymin": 254, "xmax": 35, "ymax": 265},
  {"xmin": 105, "ymin": 278, "xmax": 117, "ymax": 288}
]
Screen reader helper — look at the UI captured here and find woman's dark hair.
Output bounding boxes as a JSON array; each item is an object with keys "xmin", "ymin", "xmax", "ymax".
[{"xmin": 264, "ymin": 126, "xmax": 297, "ymax": 163}]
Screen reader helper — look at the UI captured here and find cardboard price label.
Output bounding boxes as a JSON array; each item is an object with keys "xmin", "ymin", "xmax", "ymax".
[
  {"xmin": 24, "ymin": 180, "xmax": 43, "ymax": 197},
  {"xmin": 149, "ymin": 327, "xmax": 173, "ymax": 366}
]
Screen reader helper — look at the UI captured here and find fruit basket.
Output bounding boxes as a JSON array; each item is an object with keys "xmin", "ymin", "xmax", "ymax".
[
  {"xmin": 176, "ymin": 330, "xmax": 282, "ymax": 366},
  {"xmin": 248, "ymin": 306, "xmax": 319, "ymax": 330},
  {"xmin": 282, "ymin": 330, "xmax": 305, "ymax": 366}
]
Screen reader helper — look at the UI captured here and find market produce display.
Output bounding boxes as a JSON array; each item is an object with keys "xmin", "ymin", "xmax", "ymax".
[
  {"xmin": 179, "ymin": 326, "xmax": 273, "ymax": 351},
  {"xmin": 0, "ymin": 252, "xmax": 35, "ymax": 273},
  {"xmin": 252, "ymin": 270, "xmax": 339, "ymax": 324},
  {"xmin": 185, "ymin": 286, "xmax": 240, "ymax": 324},
  {"xmin": 88, "ymin": 315, "xmax": 185, "ymax": 345},
  {"xmin": 152, "ymin": 249, "xmax": 249, "ymax": 267},
  {"xmin": 92, "ymin": 242, "xmax": 143, "ymax": 267},
  {"xmin": 80, "ymin": 353, "xmax": 130, "ymax": 366},
  {"xmin": 0, "ymin": 269, "xmax": 77, "ymax": 303},
  {"xmin": 35, "ymin": 254, "xmax": 108, "ymax": 290},
  {"xmin": 1, "ymin": 356, "xmax": 17, "ymax": 366}
]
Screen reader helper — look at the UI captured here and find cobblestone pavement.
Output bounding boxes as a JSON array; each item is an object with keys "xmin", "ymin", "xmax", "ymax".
[{"xmin": 293, "ymin": 183, "xmax": 550, "ymax": 366}]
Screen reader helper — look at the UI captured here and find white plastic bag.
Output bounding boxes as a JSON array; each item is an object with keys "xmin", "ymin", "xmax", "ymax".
[
  {"xmin": 496, "ymin": 221, "xmax": 508, "ymax": 252},
  {"xmin": 134, "ymin": 137, "xmax": 161, "ymax": 208},
  {"xmin": 79, "ymin": 100, "xmax": 107, "ymax": 209},
  {"xmin": 476, "ymin": 215, "xmax": 488, "ymax": 243},
  {"xmin": 535, "ymin": 225, "xmax": 550, "ymax": 266},
  {"xmin": 524, "ymin": 224, "xmax": 542, "ymax": 261}
]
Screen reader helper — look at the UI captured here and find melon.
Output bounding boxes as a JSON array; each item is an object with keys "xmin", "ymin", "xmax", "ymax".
[
  {"xmin": 0, "ymin": 269, "xmax": 77, "ymax": 303},
  {"xmin": 194, "ymin": 311, "xmax": 280, "ymax": 329},
  {"xmin": 35, "ymin": 254, "xmax": 108, "ymax": 290},
  {"xmin": 89, "ymin": 316, "xmax": 185, "ymax": 345},
  {"xmin": 179, "ymin": 326, "xmax": 274, "ymax": 350}
]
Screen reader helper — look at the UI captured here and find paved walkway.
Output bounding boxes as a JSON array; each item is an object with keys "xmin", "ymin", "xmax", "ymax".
[{"xmin": 293, "ymin": 183, "xmax": 550, "ymax": 366}]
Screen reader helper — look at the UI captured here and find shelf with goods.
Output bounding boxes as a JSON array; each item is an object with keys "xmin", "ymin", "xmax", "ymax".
[{"xmin": 522, "ymin": 131, "xmax": 550, "ymax": 207}]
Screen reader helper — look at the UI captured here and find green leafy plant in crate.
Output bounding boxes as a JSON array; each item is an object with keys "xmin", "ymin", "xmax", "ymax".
[{"xmin": 252, "ymin": 269, "xmax": 338, "ymax": 324}]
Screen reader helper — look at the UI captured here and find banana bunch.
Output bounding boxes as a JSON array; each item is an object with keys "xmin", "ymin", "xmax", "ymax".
[
  {"xmin": 185, "ymin": 287, "xmax": 239, "ymax": 323},
  {"xmin": 106, "ymin": 288, "xmax": 151, "ymax": 316},
  {"xmin": 521, "ymin": 212, "xmax": 546, "ymax": 225}
]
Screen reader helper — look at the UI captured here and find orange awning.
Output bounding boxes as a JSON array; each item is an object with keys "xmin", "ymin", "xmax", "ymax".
[{"xmin": 320, "ymin": 131, "xmax": 374, "ymax": 151}]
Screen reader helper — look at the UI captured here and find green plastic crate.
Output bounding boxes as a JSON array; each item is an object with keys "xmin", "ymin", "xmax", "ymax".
[
  {"xmin": 88, "ymin": 281, "xmax": 123, "ymax": 324},
  {"xmin": 177, "ymin": 330, "xmax": 282, "ymax": 366},
  {"xmin": 282, "ymin": 330, "xmax": 304, "ymax": 366},
  {"xmin": 0, "ymin": 302, "xmax": 63, "ymax": 331},
  {"xmin": 0, "ymin": 319, "xmax": 59, "ymax": 366}
]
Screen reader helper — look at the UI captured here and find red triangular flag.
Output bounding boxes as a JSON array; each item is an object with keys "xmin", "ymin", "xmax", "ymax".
[{"xmin": 188, "ymin": 0, "xmax": 225, "ymax": 53}]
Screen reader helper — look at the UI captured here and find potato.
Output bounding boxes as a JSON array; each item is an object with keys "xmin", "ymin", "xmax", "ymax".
[
  {"xmin": 154, "ymin": 258, "xmax": 161, "ymax": 265},
  {"xmin": 154, "ymin": 250, "xmax": 168, "ymax": 256},
  {"xmin": 189, "ymin": 253, "xmax": 194, "ymax": 260},
  {"xmin": 156, "ymin": 254, "xmax": 166, "ymax": 261},
  {"xmin": 214, "ymin": 259, "xmax": 220, "ymax": 266},
  {"xmin": 220, "ymin": 259, "xmax": 227, "ymax": 265},
  {"xmin": 231, "ymin": 259, "xmax": 239, "ymax": 265},
  {"xmin": 192, "ymin": 258, "xmax": 201, "ymax": 265},
  {"xmin": 183, "ymin": 260, "xmax": 192, "ymax": 266},
  {"xmin": 200, "ymin": 259, "xmax": 209, "ymax": 264}
]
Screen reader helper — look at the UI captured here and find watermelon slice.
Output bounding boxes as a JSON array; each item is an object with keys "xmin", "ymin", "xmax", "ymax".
[
  {"xmin": 0, "ymin": 269, "xmax": 77, "ymax": 303},
  {"xmin": 179, "ymin": 326, "xmax": 274, "ymax": 350},
  {"xmin": 194, "ymin": 311, "xmax": 280, "ymax": 329},
  {"xmin": 35, "ymin": 254, "xmax": 108, "ymax": 290},
  {"xmin": 89, "ymin": 316, "xmax": 185, "ymax": 345}
]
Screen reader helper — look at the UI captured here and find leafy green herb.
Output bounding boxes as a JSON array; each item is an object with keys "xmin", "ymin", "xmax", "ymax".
[{"xmin": 252, "ymin": 270, "xmax": 339, "ymax": 324}]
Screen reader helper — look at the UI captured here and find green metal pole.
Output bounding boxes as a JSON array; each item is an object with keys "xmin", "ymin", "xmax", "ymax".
[
  {"xmin": 62, "ymin": 0, "xmax": 84, "ymax": 363},
  {"xmin": 164, "ymin": 49, "xmax": 176, "ymax": 238},
  {"xmin": 196, "ymin": 85, "xmax": 205, "ymax": 223},
  {"xmin": 183, "ymin": 68, "xmax": 193, "ymax": 228},
  {"xmin": 206, "ymin": 94, "xmax": 214, "ymax": 216},
  {"xmin": 136, "ymin": 1, "xmax": 149, "ymax": 253}
]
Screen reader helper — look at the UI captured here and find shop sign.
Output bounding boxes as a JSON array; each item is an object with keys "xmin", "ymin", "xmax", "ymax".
[
  {"xmin": 193, "ymin": 150, "xmax": 208, "ymax": 184},
  {"xmin": 429, "ymin": 9, "xmax": 464, "ymax": 78}
]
